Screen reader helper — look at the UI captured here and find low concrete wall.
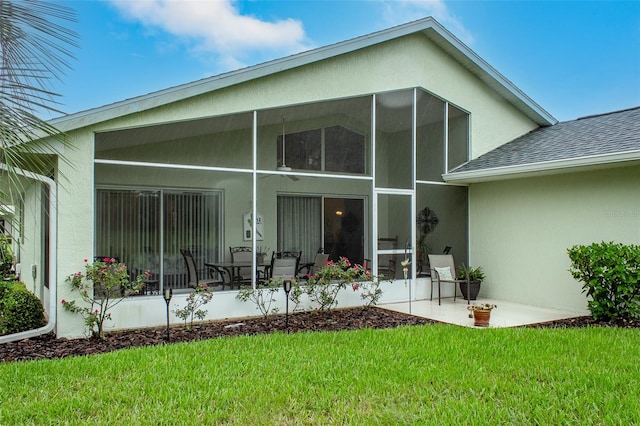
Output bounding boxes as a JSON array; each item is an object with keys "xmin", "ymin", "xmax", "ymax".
[{"xmin": 98, "ymin": 277, "xmax": 444, "ymax": 335}]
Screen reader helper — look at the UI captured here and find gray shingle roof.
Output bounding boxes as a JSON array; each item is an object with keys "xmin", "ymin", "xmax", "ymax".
[{"xmin": 450, "ymin": 106, "xmax": 640, "ymax": 176}]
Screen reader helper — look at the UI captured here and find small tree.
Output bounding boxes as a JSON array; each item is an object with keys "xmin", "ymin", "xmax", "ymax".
[
  {"xmin": 173, "ymin": 284, "xmax": 214, "ymax": 329},
  {"xmin": 63, "ymin": 258, "xmax": 146, "ymax": 339}
]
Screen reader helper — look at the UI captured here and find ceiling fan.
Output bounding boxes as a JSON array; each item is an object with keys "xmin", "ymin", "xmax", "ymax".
[{"xmin": 277, "ymin": 115, "xmax": 298, "ymax": 181}]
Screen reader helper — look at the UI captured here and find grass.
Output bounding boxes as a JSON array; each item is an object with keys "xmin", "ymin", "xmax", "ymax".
[{"xmin": 0, "ymin": 325, "xmax": 639, "ymax": 425}]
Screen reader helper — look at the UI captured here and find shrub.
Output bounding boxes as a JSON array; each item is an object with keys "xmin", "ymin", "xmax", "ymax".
[
  {"xmin": 173, "ymin": 284, "xmax": 214, "ymax": 329},
  {"xmin": 567, "ymin": 242, "xmax": 640, "ymax": 321},
  {"xmin": 236, "ymin": 279, "xmax": 284, "ymax": 318},
  {"xmin": 305, "ymin": 257, "xmax": 376, "ymax": 312},
  {"xmin": 0, "ymin": 282, "xmax": 46, "ymax": 335},
  {"xmin": 63, "ymin": 258, "xmax": 147, "ymax": 339}
]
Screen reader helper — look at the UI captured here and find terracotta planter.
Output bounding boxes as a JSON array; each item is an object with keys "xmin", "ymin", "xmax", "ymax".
[
  {"xmin": 460, "ymin": 281, "xmax": 481, "ymax": 300},
  {"xmin": 473, "ymin": 309, "xmax": 491, "ymax": 327}
]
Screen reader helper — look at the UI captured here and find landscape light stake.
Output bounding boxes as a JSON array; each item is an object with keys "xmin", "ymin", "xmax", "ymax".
[
  {"xmin": 283, "ymin": 280, "xmax": 292, "ymax": 333},
  {"xmin": 163, "ymin": 288, "xmax": 173, "ymax": 343}
]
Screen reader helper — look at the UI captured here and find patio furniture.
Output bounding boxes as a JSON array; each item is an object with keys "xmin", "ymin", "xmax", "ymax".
[
  {"xmin": 229, "ymin": 246, "xmax": 254, "ymax": 285},
  {"xmin": 262, "ymin": 251, "xmax": 301, "ymax": 282},
  {"xmin": 180, "ymin": 249, "xmax": 227, "ymax": 289},
  {"xmin": 428, "ymin": 254, "xmax": 470, "ymax": 305},
  {"xmin": 298, "ymin": 249, "xmax": 329, "ymax": 278},
  {"xmin": 378, "ymin": 236, "xmax": 397, "ymax": 279}
]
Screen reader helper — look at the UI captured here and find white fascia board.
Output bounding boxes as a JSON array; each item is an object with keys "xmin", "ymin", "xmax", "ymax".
[
  {"xmin": 443, "ymin": 150, "xmax": 640, "ymax": 183},
  {"xmin": 49, "ymin": 17, "xmax": 555, "ymax": 133},
  {"xmin": 48, "ymin": 18, "xmax": 441, "ymax": 133}
]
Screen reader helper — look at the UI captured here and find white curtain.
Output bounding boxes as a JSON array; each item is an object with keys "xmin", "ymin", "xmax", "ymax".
[{"xmin": 277, "ymin": 196, "xmax": 321, "ymax": 263}]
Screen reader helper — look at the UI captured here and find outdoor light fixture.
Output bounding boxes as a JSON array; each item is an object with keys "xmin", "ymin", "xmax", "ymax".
[
  {"xmin": 163, "ymin": 287, "xmax": 173, "ymax": 343},
  {"xmin": 283, "ymin": 279, "xmax": 292, "ymax": 333}
]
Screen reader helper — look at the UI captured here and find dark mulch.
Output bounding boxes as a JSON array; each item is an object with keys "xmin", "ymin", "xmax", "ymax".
[{"xmin": 1, "ymin": 307, "xmax": 636, "ymax": 363}]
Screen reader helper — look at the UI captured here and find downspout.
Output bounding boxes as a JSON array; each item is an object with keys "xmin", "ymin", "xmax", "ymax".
[{"xmin": 0, "ymin": 163, "xmax": 57, "ymax": 343}]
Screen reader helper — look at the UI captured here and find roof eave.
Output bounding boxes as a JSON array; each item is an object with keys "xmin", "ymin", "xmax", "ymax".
[
  {"xmin": 444, "ymin": 150, "xmax": 640, "ymax": 183},
  {"xmin": 49, "ymin": 17, "xmax": 556, "ymax": 133}
]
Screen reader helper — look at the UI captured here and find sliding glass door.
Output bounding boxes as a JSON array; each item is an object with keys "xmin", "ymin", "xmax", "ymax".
[
  {"xmin": 95, "ymin": 189, "xmax": 222, "ymax": 292},
  {"xmin": 277, "ymin": 195, "xmax": 365, "ymax": 265}
]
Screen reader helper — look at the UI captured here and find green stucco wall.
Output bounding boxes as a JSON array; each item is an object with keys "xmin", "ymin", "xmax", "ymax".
[{"xmin": 469, "ymin": 164, "xmax": 640, "ymax": 312}]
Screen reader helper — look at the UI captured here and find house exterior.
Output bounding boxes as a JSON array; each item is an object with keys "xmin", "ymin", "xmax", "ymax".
[{"xmin": 4, "ymin": 17, "xmax": 638, "ymax": 340}]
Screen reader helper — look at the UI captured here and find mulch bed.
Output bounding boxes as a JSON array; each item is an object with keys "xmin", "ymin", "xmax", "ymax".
[{"xmin": 1, "ymin": 307, "xmax": 636, "ymax": 363}]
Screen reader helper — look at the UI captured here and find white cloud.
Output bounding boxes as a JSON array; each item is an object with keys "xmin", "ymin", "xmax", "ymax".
[
  {"xmin": 381, "ymin": 0, "xmax": 474, "ymax": 45},
  {"xmin": 108, "ymin": 0, "xmax": 311, "ymax": 68}
]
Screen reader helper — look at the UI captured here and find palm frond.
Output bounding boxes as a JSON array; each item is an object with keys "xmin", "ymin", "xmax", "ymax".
[{"xmin": 0, "ymin": 0, "xmax": 78, "ymax": 203}]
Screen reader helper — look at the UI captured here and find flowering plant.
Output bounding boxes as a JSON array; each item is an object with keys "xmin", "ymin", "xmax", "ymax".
[
  {"xmin": 305, "ymin": 257, "xmax": 379, "ymax": 311},
  {"xmin": 467, "ymin": 303, "xmax": 497, "ymax": 318},
  {"xmin": 63, "ymin": 258, "xmax": 147, "ymax": 339}
]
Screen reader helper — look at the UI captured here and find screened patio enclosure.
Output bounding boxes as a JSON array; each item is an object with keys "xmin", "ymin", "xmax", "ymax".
[{"xmin": 94, "ymin": 88, "xmax": 469, "ymax": 295}]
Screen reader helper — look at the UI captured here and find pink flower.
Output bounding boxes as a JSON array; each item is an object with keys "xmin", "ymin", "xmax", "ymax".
[
  {"xmin": 352, "ymin": 284, "xmax": 359, "ymax": 291},
  {"xmin": 110, "ymin": 258, "xmax": 116, "ymax": 263},
  {"xmin": 77, "ymin": 271, "xmax": 82, "ymax": 276},
  {"xmin": 103, "ymin": 257, "xmax": 109, "ymax": 262},
  {"xmin": 94, "ymin": 309, "xmax": 99, "ymax": 314},
  {"xmin": 61, "ymin": 299, "xmax": 66, "ymax": 304},
  {"xmin": 83, "ymin": 258, "xmax": 88, "ymax": 263},
  {"xmin": 324, "ymin": 260, "xmax": 331, "ymax": 266},
  {"xmin": 144, "ymin": 271, "xmax": 151, "ymax": 278}
]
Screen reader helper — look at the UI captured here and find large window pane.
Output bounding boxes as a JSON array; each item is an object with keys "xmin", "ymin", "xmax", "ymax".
[
  {"xmin": 325, "ymin": 126, "xmax": 365, "ymax": 173},
  {"xmin": 258, "ymin": 97, "xmax": 371, "ymax": 175},
  {"xmin": 448, "ymin": 104, "xmax": 469, "ymax": 172},
  {"xmin": 416, "ymin": 90, "xmax": 445, "ymax": 181},
  {"xmin": 375, "ymin": 90, "xmax": 413, "ymax": 189},
  {"xmin": 96, "ymin": 188, "xmax": 222, "ymax": 293},
  {"xmin": 95, "ymin": 112, "xmax": 254, "ymax": 169},
  {"xmin": 277, "ymin": 195, "xmax": 322, "ymax": 262},
  {"xmin": 163, "ymin": 191, "xmax": 221, "ymax": 291},
  {"xmin": 278, "ymin": 128, "xmax": 321, "ymax": 170},
  {"xmin": 324, "ymin": 197, "xmax": 365, "ymax": 264},
  {"xmin": 377, "ymin": 193, "xmax": 411, "ymax": 279},
  {"xmin": 416, "ymin": 184, "xmax": 468, "ymax": 273},
  {"xmin": 95, "ymin": 189, "xmax": 161, "ymax": 276}
]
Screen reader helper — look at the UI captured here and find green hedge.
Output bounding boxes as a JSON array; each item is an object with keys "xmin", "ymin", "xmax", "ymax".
[
  {"xmin": 0, "ymin": 282, "xmax": 46, "ymax": 335},
  {"xmin": 567, "ymin": 242, "xmax": 640, "ymax": 321}
]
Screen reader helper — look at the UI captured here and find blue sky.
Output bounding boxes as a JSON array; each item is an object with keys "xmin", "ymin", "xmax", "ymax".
[{"xmin": 53, "ymin": 0, "xmax": 640, "ymax": 122}]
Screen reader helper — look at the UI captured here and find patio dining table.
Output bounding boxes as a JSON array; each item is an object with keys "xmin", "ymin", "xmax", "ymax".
[{"xmin": 204, "ymin": 261, "xmax": 270, "ymax": 285}]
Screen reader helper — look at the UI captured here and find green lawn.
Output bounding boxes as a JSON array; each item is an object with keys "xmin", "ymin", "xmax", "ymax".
[{"xmin": 0, "ymin": 325, "xmax": 638, "ymax": 425}]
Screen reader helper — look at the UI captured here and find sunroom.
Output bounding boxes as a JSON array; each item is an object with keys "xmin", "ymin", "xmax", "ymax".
[{"xmin": 94, "ymin": 87, "xmax": 469, "ymax": 308}]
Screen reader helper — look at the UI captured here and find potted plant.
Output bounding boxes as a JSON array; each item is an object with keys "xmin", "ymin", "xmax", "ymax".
[
  {"xmin": 467, "ymin": 303, "xmax": 497, "ymax": 327},
  {"xmin": 256, "ymin": 246, "xmax": 270, "ymax": 265},
  {"xmin": 456, "ymin": 264, "xmax": 485, "ymax": 300}
]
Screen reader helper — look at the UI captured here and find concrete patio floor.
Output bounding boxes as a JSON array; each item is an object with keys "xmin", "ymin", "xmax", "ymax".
[{"xmin": 380, "ymin": 297, "xmax": 589, "ymax": 328}]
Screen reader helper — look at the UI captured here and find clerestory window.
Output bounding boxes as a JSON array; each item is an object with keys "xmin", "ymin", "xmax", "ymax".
[{"xmin": 277, "ymin": 125, "xmax": 365, "ymax": 174}]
